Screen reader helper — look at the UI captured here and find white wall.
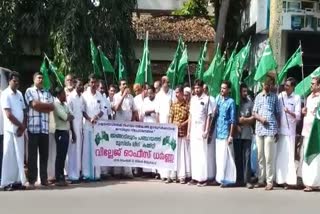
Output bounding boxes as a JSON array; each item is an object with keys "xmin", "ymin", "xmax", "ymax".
[
  {"xmin": 134, "ymin": 40, "xmax": 211, "ymax": 62},
  {"xmin": 137, "ymin": 0, "xmax": 187, "ymax": 11}
]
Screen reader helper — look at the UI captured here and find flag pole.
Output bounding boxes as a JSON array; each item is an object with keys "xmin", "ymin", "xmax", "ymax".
[
  {"xmin": 98, "ymin": 46, "xmax": 109, "ymax": 90},
  {"xmin": 144, "ymin": 31, "xmax": 149, "ymax": 85},
  {"xmin": 185, "ymin": 45, "xmax": 192, "ymax": 89},
  {"xmin": 275, "ymin": 58, "xmax": 290, "ymax": 129},
  {"xmin": 300, "ymin": 40, "xmax": 307, "ymax": 103}
]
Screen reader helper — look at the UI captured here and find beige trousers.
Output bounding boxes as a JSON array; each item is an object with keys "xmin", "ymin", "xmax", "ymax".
[{"xmin": 256, "ymin": 135, "xmax": 276, "ymax": 185}]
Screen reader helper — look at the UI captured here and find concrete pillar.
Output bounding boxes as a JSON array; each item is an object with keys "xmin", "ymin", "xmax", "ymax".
[{"xmin": 269, "ymin": 0, "xmax": 284, "ymax": 70}]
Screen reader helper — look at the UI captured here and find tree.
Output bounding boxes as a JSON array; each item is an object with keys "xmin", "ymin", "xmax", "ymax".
[
  {"xmin": 173, "ymin": 0, "xmax": 209, "ymax": 16},
  {"xmin": 212, "ymin": 0, "xmax": 248, "ymax": 50},
  {"xmin": 0, "ymin": 0, "xmax": 137, "ymax": 80}
]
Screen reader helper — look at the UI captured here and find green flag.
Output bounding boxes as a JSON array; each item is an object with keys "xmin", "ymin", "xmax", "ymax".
[
  {"xmin": 90, "ymin": 38, "xmax": 101, "ymax": 76},
  {"xmin": 166, "ymin": 37, "xmax": 184, "ymax": 88},
  {"xmin": 115, "ymin": 46, "xmax": 127, "ymax": 81},
  {"xmin": 295, "ymin": 66, "xmax": 320, "ymax": 97},
  {"xmin": 223, "ymin": 43, "xmax": 238, "ymax": 80},
  {"xmin": 40, "ymin": 57, "xmax": 51, "ymax": 90},
  {"xmin": 195, "ymin": 41, "xmax": 208, "ymax": 80},
  {"xmin": 177, "ymin": 46, "xmax": 188, "ymax": 84},
  {"xmin": 305, "ymin": 106, "xmax": 320, "ymax": 165},
  {"xmin": 254, "ymin": 41, "xmax": 277, "ymax": 82},
  {"xmin": 203, "ymin": 45, "xmax": 223, "ymax": 97},
  {"xmin": 135, "ymin": 32, "xmax": 153, "ymax": 85},
  {"xmin": 45, "ymin": 55, "xmax": 64, "ymax": 87},
  {"xmin": 277, "ymin": 46, "xmax": 302, "ymax": 84},
  {"xmin": 229, "ymin": 40, "xmax": 251, "ymax": 106},
  {"xmin": 99, "ymin": 48, "xmax": 115, "ymax": 74}
]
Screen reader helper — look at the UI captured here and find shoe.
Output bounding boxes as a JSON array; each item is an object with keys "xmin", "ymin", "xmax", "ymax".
[
  {"xmin": 161, "ymin": 178, "xmax": 167, "ymax": 182},
  {"xmin": 246, "ymin": 183, "xmax": 254, "ymax": 189},
  {"xmin": 265, "ymin": 184, "xmax": 273, "ymax": 191},
  {"xmin": 165, "ymin": 179, "xmax": 173, "ymax": 184},
  {"xmin": 55, "ymin": 181, "xmax": 68, "ymax": 187},
  {"xmin": 188, "ymin": 180, "xmax": 197, "ymax": 186},
  {"xmin": 69, "ymin": 180, "xmax": 81, "ymax": 184},
  {"xmin": 26, "ymin": 182, "xmax": 36, "ymax": 190},
  {"xmin": 41, "ymin": 181, "xmax": 50, "ymax": 186},
  {"xmin": 180, "ymin": 179, "xmax": 186, "ymax": 184},
  {"xmin": 197, "ymin": 182, "xmax": 207, "ymax": 187},
  {"xmin": 254, "ymin": 183, "xmax": 265, "ymax": 188},
  {"xmin": 304, "ymin": 186, "xmax": 313, "ymax": 192},
  {"xmin": 3, "ymin": 184, "xmax": 14, "ymax": 191}
]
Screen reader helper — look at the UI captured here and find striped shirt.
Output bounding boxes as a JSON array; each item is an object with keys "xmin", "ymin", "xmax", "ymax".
[
  {"xmin": 25, "ymin": 86, "xmax": 54, "ymax": 134},
  {"xmin": 253, "ymin": 92, "xmax": 280, "ymax": 136}
]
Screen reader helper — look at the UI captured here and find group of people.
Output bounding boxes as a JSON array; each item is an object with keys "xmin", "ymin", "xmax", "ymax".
[{"xmin": 0, "ymin": 70, "xmax": 320, "ymax": 192}]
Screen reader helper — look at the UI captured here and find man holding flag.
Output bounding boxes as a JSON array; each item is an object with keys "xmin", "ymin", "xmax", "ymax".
[
  {"xmin": 275, "ymin": 77, "xmax": 301, "ymax": 189},
  {"xmin": 301, "ymin": 76, "xmax": 320, "ymax": 192}
]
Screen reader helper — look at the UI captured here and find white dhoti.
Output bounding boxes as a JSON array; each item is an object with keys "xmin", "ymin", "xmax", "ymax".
[
  {"xmin": 47, "ymin": 133, "xmax": 56, "ymax": 180},
  {"xmin": 275, "ymin": 135, "xmax": 297, "ymax": 185},
  {"xmin": 1, "ymin": 131, "xmax": 26, "ymax": 187},
  {"xmin": 67, "ymin": 119, "xmax": 83, "ymax": 180},
  {"xmin": 177, "ymin": 137, "xmax": 191, "ymax": 179},
  {"xmin": 302, "ymin": 136, "xmax": 320, "ymax": 187},
  {"xmin": 82, "ymin": 127, "xmax": 100, "ymax": 180},
  {"xmin": 207, "ymin": 128, "xmax": 216, "ymax": 180},
  {"xmin": 215, "ymin": 139, "xmax": 237, "ymax": 184},
  {"xmin": 190, "ymin": 123, "xmax": 208, "ymax": 182}
]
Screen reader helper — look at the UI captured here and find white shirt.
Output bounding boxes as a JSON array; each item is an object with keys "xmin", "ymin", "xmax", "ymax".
[
  {"xmin": 190, "ymin": 93, "xmax": 212, "ymax": 124},
  {"xmin": 302, "ymin": 93, "xmax": 320, "ymax": 137},
  {"xmin": 142, "ymin": 97, "xmax": 157, "ymax": 123},
  {"xmin": 209, "ymin": 95, "xmax": 217, "ymax": 113},
  {"xmin": 0, "ymin": 90, "xmax": 3, "ymax": 135},
  {"xmin": 67, "ymin": 90, "xmax": 84, "ymax": 120},
  {"xmin": 278, "ymin": 92, "xmax": 301, "ymax": 136},
  {"xmin": 82, "ymin": 89, "xmax": 106, "ymax": 128},
  {"xmin": 113, "ymin": 92, "xmax": 136, "ymax": 122},
  {"xmin": 155, "ymin": 88, "xmax": 176, "ymax": 123},
  {"xmin": 134, "ymin": 94, "xmax": 144, "ymax": 119},
  {"xmin": 100, "ymin": 93, "xmax": 112, "ymax": 121},
  {"xmin": 1, "ymin": 87, "xmax": 26, "ymax": 133}
]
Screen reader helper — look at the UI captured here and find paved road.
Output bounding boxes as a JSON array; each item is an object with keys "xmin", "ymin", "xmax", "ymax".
[{"xmin": 0, "ymin": 179, "xmax": 318, "ymax": 214}]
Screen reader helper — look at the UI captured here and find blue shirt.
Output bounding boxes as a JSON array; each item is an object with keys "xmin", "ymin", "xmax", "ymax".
[
  {"xmin": 253, "ymin": 92, "xmax": 280, "ymax": 136},
  {"xmin": 215, "ymin": 96, "xmax": 236, "ymax": 140}
]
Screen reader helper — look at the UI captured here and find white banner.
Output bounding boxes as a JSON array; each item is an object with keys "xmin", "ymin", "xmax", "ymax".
[{"xmin": 93, "ymin": 121, "xmax": 178, "ymax": 170}]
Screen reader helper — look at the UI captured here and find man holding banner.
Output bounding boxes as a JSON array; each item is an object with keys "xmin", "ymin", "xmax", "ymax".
[
  {"xmin": 82, "ymin": 74, "xmax": 105, "ymax": 181},
  {"xmin": 155, "ymin": 76, "xmax": 176, "ymax": 181},
  {"xmin": 168, "ymin": 86, "xmax": 190, "ymax": 184},
  {"xmin": 113, "ymin": 79, "xmax": 137, "ymax": 178}
]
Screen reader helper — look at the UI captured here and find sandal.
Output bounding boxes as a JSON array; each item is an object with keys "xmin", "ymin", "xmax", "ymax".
[{"xmin": 304, "ymin": 187, "xmax": 313, "ymax": 192}]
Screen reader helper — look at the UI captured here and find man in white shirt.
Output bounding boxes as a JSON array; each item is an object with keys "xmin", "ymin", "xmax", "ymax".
[
  {"xmin": 113, "ymin": 79, "xmax": 137, "ymax": 178},
  {"xmin": 82, "ymin": 74, "xmax": 106, "ymax": 181},
  {"xmin": 0, "ymin": 87, "xmax": 4, "ymax": 182},
  {"xmin": 67, "ymin": 79, "xmax": 84, "ymax": 183},
  {"xmin": 276, "ymin": 77, "xmax": 301, "ymax": 189},
  {"xmin": 107, "ymin": 84, "xmax": 117, "ymax": 120},
  {"xmin": 301, "ymin": 76, "xmax": 320, "ymax": 192},
  {"xmin": 155, "ymin": 76, "xmax": 175, "ymax": 181},
  {"xmin": 1, "ymin": 72, "xmax": 27, "ymax": 190},
  {"xmin": 133, "ymin": 83, "xmax": 144, "ymax": 122},
  {"xmin": 140, "ymin": 86, "xmax": 157, "ymax": 176},
  {"xmin": 64, "ymin": 74, "xmax": 74, "ymax": 97},
  {"xmin": 187, "ymin": 80, "xmax": 212, "ymax": 187},
  {"xmin": 97, "ymin": 80, "xmax": 112, "ymax": 178},
  {"xmin": 203, "ymin": 84, "xmax": 217, "ymax": 182}
]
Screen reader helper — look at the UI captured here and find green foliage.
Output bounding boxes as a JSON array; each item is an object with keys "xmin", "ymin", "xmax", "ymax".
[
  {"xmin": 173, "ymin": 0, "xmax": 208, "ymax": 16},
  {"xmin": 0, "ymin": 0, "xmax": 137, "ymax": 80}
]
